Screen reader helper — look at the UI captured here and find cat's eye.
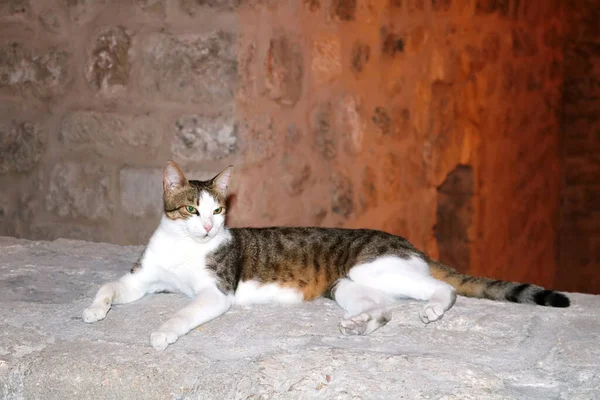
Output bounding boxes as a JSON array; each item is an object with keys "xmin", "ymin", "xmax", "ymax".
[
  {"xmin": 186, "ymin": 205, "xmax": 197, "ymax": 214},
  {"xmin": 213, "ymin": 207, "xmax": 223, "ymax": 215}
]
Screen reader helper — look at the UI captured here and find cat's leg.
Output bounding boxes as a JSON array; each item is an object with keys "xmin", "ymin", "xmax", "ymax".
[
  {"xmin": 333, "ymin": 278, "xmax": 395, "ymax": 335},
  {"xmin": 150, "ymin": 285, "xmax": 232, "ymax": 351},
  {"xmin": 82, "ymin": 270, "xmax": 152, "ymax": 323},
  {"xmin": 348, "ymin": 255, "xmax": 457, "ymax": 324}
]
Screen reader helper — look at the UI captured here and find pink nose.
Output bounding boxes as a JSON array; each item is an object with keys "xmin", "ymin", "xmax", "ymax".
[{"xmin": 204, "ymin": 223, "xmax": 213, "ymax": 233}]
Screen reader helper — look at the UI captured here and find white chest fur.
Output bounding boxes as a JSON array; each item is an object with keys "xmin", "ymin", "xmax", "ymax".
[{"xmin": 142, "ymin": 219, "xmax": 231, "ymax": 297}]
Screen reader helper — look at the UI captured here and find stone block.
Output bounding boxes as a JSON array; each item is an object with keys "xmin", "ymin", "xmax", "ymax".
[
  {"xmin": 360, "ymin": 166, "xmax": 377, "ymax": 211},
  {"xmin": 38, "ymin": 7, "xmax": 63, "ymax": 33},
  {"xmin": 65, "ymin": 0, "xmax": 107, "ymax": 23},
  {"xmin": 330, "ymin": 170, "xmax": 353, "ymax": 217},
  {"xmin": 171, "ymin": 113, "xmax": 237, "ymax": 162},
  {"xmin": 236, "ymin": 114, "xmax": 277, "ymax": 165},
  {"xmin": 120, "ymin": 167, "xmax": 163, "ymax": 217},
  {"xmin": 329, "ymin": 0, "xmax": 356, "ymax": 21},
  {"xmin": 262, "ymin": 34, "xmax": 303, "ymax": 106},
  {"xmin": 59, "ymin": 111, "xmax": 163, "ymax": 149},
  {"xmin": 280, "ymin": 153, "xmax": 312, "ymax": 196},
  {"xmin": 350, "ymin": 41, "xmax": 370, "ymax": 75},
  {"xmin": 0, "ymin": 119, "xmax": 45, "ymax": 173},
  {"xmin": 475, "ymin": 0, "xmax": 509, "ymax": 15},
  {"xmin": 337, "ymin": 95, "xmax": 364, "ymax": 155},
  {"xmin": 87, "ymin": 26, "xmax": 132, "ymax": 93},
  {"xmin": 311, "ymin": 34, "xmax": 341, "ymax": 86},
  {"xmin": 0, "ymin": 43, "xmax": 70, "ymax": 98},
  {"xmin": 303, "ymin": 0, "xmax": 320, "ymax": 12},
  {"xmin": 45, "ymin": 163, "xmax": 113, "ymax": 221},
  {"xmin": 179, "ymin": 0, "xmax": 240, "ymax": 14},
  {"xmin": 482, "ymin": 31, "xmax": 501, "ymax": 64},
  {"xmin": 512, "ymin": 27, "xmax": 538, "ymax": 58},
  {"xmin": 381, "ymin": 27, "xmax": 405, "ymax": 57},
  {"xmin": 311, "ymin": 102, "xmax": 336, "ymax": 160},
  {"xmin": 139, "ymin": 31, "xmax": 237, "ymax": 106},
  {"xmin": 237, "ymin": 38, "xmax": 256, "ymax": 105},
  {"xmin": 134, "ymin": 0, "xmax": 165, "ymax": 17},
  {"xmin": 0, "ymin": 0, "xmax": 28, "ymax": 17},
  {"xmin": 372, "ymin": 106, "xmax": 392, "ymax": 136}
]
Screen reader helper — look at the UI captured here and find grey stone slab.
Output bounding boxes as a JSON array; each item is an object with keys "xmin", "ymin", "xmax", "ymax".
[{"xmin": 0, "ymin": 236, "xmax": 598, "ymax": 399}]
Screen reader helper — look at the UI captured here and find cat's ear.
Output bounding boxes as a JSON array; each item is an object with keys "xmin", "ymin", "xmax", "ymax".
[
  {"xmin": 163, "ymin": 160, "xmax": 188, "ymax": 192},
  {"xmin": 212, "ymin": 166, "xmax": 234, "ymax": 197}
]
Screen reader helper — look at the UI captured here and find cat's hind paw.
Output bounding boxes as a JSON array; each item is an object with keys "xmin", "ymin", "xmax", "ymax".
[
  {"xmin": 82, "ymin": 306, "xmax": 108, "ymax": 323},
  {"xmin": 150, "ymin": 331, "xmax": 178, "ymax": 351},
  {"xmin": 419, "ymin": 303, "xmax": 445, "ymax": 324},
  {"xmin": 340, "ymin": 310, "xmax": 391, "ymax": 336}
]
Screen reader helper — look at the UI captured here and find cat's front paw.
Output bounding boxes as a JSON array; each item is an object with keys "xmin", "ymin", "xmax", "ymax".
[
  {"xmin": 82, "ymin": 306, "xmax": 108, "ymax": 323},
  {"xmin": 150, "ymin": 331, "xmax": 178, "ymax": 351},
  {"xmin": 419, "ymin": 303, "xmax": 445, "ymax": 324}
]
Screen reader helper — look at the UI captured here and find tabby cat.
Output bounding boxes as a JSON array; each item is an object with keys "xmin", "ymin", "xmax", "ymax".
[{"xmin": 83, "ymin": 161, "xmax": 570, "ymax": 351}]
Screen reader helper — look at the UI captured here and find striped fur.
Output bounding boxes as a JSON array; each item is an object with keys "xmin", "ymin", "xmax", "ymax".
[{"xmin": 429, "ymin": 261, "xmax": 570, "ymax": 307}]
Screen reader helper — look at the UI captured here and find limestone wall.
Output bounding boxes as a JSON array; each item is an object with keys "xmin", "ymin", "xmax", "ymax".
[{"xmin": 0, "ymin": 1, "xmax": 578, "ymax": 290}]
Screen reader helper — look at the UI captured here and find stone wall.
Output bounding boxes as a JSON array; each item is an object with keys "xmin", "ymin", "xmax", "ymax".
[
  {"xmin": 0, "ymin": 1, "xmax": 576, "ymax": 290},
  {"xmin": 558, "ymin": 0, "xmax": 600, "ymax": 294},
  {"xmin": 0, "ymin": 1, "xmax": 238, "ymax": 244}
]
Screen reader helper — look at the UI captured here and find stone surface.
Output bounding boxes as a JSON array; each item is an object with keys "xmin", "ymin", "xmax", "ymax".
[
  {"xmin": 139, "ymin": 31, "xmax": 237, "ymax": 106},
  {"xmin": 262, "ymin": 34, "xmax": 303, "ymax": 106},
  {"xmin": 59, "ymin": 111, "xmax": 163, "ymax": 149},
  {"xmin": 179, "ymin": 0, "xmax": 240, "ymax": 13},
  {"xmin": 45, "ymin": 163, "xmax": 113, "ymax": 220},
  {"xmin": 329, "ymin": 0, "xmax": 356, "ymax": 21},
  {"xmin": 119, "ymin": 167, "xmax": 163, "ymax": 218},
  {"xmin": 0, "ymin": 120, "xmax": 45, "ymax": 173},
  {"xmin": 0, "ymin": 236, "xmax": 598, "ymax": 399},
  {"xmin": 558, "ymin": 0, "xmax": 600, "ymax": 294},
  {"xmin": 86, "ymin": 26, "xmax": 132, "ymax": 93},
  {"xmin": 311, "ymin": 102, "xmax": 336, "ymax": 160},
  {"xmin": 65, "ymin": 0, "xmax": 107, "ymax": 23},
  {"xmin": 171, "ymin": 113, "xmax": 237, "ymax": 162},
  {"xmin": 0, "ymin": 43, "xmax": 70, "ymax": 98},
  {"xmin": 436, "ymin": 164, "xmax": 474, "ymax": 274},
  {"xmin": 330, "ymin": 170, "xmax": 353, "ymax": 218},
  {"xmin": 0, "ymin": 0, "xmax": 28, "ymax": 17},
  {"xmin": 311, "ymin": 34, "xmax": 341, "ymax": 85}
]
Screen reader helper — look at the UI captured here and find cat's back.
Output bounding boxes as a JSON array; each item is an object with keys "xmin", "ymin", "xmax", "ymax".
[{"xmin": 220, "ymin": 226, "xmax": 419, "ymax": 300}]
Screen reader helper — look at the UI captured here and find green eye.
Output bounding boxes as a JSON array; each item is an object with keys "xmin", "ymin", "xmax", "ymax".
[
  {"xmin": 213, "ymin": 207, "xmax": 223, "ymax": 215},
  {"xmin": 186, "ymin": 205, "xmax": 197, "ymax": 214}
]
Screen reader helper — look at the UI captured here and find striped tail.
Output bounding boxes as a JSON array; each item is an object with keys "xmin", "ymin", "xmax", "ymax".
[{"xmin": 429, "ymin": 260, "xmax": 570, "ymax": 308}]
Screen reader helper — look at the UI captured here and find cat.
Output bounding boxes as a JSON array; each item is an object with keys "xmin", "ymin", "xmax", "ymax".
[{"xmin": 83, "ymin": 160, "xmax": 570, "ymax": 351}]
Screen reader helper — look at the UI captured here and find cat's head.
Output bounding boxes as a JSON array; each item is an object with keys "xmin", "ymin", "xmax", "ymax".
[{"xmin": 162, "ymin": 160, "xmax": 233, "ymax": 241}]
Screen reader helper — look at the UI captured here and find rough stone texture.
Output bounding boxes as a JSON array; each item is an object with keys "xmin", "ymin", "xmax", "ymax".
[
  {"xmin": 139, "ymin": 31, "xmax": 237, "ymax": 106},
  {"xmin": 59, "ymin": 111, "xmax": 163, "ymax": 150},
  {"xmin": 558, "ymin": 0, "xmax": 600, "ymax": 294},
  {"xmin": 45, "ymin": 163, "xmax": 113, "ymax": 221},
  {"xmin": 119, "ymin": 167, "xmax": 163, "ymax": 218},
  {"xmin": 0, "ymin": 119, "xmax": 45, "ymax": 173},
  {"xmin": 86, "ymin": 26, "xmax": 132, "ymax": 93},
  {"xmin": 0, "ymin": 236, "xmax": 598, "ymax": 399},
  {"xmin": 262, "ymin": 34, "xmax": 303, "ymax": 106},
  {"xmin": 0, "ymin": 43, "xmax": 70, "ymax": 98},
  {"xmin": 171, "ymin": 113, "xmax": 237, "ymax": 162},
  {"xmin": 0, "ymin": 0, "xmax": 28, "ymax": 17},
  {"xmin": 436, "ymin": 165, "xmax": 474, "ymax": 274},
  {"xmin": 311, "ymin": 34, "xmax": 341, "ymax": 86}
]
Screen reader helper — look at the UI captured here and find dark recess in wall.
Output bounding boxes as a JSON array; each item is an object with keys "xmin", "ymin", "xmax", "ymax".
[{"xmin": 436, "ymin": 164, "xmax": 474, "ymax": 274}]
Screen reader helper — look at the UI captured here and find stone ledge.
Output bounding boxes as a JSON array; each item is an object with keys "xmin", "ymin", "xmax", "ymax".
[{"xmin": 0, "ymin": 236, "xmax": 598, "ymax": 399}]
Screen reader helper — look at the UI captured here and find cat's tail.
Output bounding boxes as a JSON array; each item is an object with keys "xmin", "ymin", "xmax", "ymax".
[{"xmin": 428, "ymin": 260, "xmax": 570, "ymax": 307}]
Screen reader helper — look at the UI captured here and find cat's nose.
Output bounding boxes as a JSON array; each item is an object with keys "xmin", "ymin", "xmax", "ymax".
[{"xmin": 204, "ymin": 223, "xmax": 213, "ymax": 233}]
